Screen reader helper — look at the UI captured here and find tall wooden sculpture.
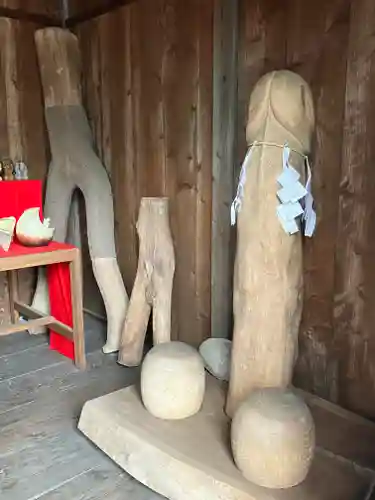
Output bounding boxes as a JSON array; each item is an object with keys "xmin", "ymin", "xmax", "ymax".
[
  {"xmin": 226, "ymin": 70, "xmax": 315, "ymax": 416},
  {"xmin": 31, "ymin": 28, "xmax": 129, "ymax": 354},
  {"xmin": 118, "ymin": 198, "xmax": 175, "ymax": 367}
]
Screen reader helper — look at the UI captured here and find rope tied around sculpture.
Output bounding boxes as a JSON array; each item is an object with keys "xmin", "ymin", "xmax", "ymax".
[{"xmin": 230, "ymin": 141, "xmax": 316, "ymax": 237}]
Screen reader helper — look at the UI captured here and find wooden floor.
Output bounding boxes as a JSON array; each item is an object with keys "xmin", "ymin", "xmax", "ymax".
[
  {"xmin": 0, "ymin": 315, "xmax": 163, "ymax": 500},
  {"xmin": 3, "ymin": 316, "xmax": 375, "ymax": 500}
]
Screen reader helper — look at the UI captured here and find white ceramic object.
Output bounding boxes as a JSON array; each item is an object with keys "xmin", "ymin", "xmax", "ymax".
[
  {"xmin": 141, "ymin": 341, "xmax": 206, "ymax": 420},
  {"xmin": 199, "ymin": 338, "xmax": 232, "ymax": 381},
  {"xmin": 231, "ymin": 388, "xmax": 315, "ymax": 489},
  {"xmin": 0, "ymin": 216, "xmax": 16, "ymax": 251},
  {"xmin": 16, "ymin": 207, "xmax": 55, "ymax": 246}
]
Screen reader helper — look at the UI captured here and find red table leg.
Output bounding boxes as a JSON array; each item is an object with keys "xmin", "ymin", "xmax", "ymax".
[{"xmin": 48, "ymin": 262, "xmax": 75, "ymax": 360}]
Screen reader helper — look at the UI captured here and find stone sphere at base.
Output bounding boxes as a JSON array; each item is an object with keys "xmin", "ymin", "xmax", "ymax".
[
  {"xmin": 141, "ymin": 341, "xmax": 206, "ymax": 420},
  {"xmin": 231, "ymin": 388, "xmax": 315, "ymax": 489}
]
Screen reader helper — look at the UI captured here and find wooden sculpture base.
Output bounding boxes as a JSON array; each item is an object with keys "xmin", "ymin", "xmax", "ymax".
[{"xmin": 78, "ymin": 376, "xmax": 373, "ymax": 500}]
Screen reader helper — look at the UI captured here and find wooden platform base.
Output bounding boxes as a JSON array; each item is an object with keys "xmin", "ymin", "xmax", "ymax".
[{"xmin": 78, "ymin": 376, "xmax": 373, "ymax": 500}]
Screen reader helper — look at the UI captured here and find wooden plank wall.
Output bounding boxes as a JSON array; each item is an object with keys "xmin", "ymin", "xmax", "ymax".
[
  {"xmin": 237, "ymin": 0, "xmax": 375, "ymax": 419},
  {"xmin": 0, "ymin": 17, "xmax": 49, "ymax": 325},
  {"xmin": 0, "ymin": 1, "xmax": 61, "ymax": 23},
  {"xmin": 75, "ymin": 0, "xmax": 214, "ymax": 346},
  {"xmin": 65, "ymin": 0, "xmax": 134, "ymax": 26}
]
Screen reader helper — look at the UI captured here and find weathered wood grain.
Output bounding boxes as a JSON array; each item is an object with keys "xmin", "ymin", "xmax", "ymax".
[
  {"xmin": 237, "ymin": 0, "xmax": 287, "ymax": 165},
  {"xmin": 333, "ymin": 0, "xmax": 375, "ymax": 419},
  {"xmin": 0, "ymin": 430, "xmax": 110, "ymax": 500},
  {"xmin": 13, "ymin": 20, "xmax": 48, "ymax": 179},
  {"xmin": 211, "ymin": 0, "xmax": 238, "ymax": 339},
  {"xmin": 66, "ymin": 0, "xmax": 135, "ymax": 26},
  {"xmin": 76, "ymin": 0, "xmax": 214, "ymax": 346},
  {"xmin": 0, "ymin": 318, "xmax": 147, "ymax": 500},
  {"xmin": 0, "ymin": 18, "xmax": 49, "ymax": 330},
  {"xmin": 0, "ymin": 0, "xmax": 61, "ymax": 23},
  {"xmin": 236, "ymin": 0, "xmax": 375, "ymax": 418},
  {"xmin": 0, "ymin": 357, "xmax": 135, "ymax": 456},
  {"xmin": 0, "ymin": 331, "xmax": 46, "ymax": 357},
  {"xmin": 37, "ymin": 465, "xmax": 163, "ymax": 500},
  {"xmin": 286, "ymin": 0, "xmax": 351, "ymax": 403},
  {"xmin": 0, "ymin": 315, "xmax": 105, "ymax": 382}
]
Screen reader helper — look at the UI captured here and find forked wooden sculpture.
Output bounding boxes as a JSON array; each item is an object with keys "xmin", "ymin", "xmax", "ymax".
[
  {"xmin": 226, "ymin": 70, "xmax": 315, "ymax": 417},
  {"xmin": 31, "ymin": 28, "xmax": 129, "ymax": 353},
  {"xmin": 118, "ymin": 198, "xmax": 175, "ymax": 367}
]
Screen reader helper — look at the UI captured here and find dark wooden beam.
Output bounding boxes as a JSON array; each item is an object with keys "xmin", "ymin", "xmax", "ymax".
[
  {"xmin": 0, "ymin": 6, "xmax": 60, "ymax": 26},
  {"xmin": 211, "ymin": 0, "xmax": 239, "ymax": 339},
  {"xmin": 65, "ymin": 0, "xmax": 136, "ymax": 27}
]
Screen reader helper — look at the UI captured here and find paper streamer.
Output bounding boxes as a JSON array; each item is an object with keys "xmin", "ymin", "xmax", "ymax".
[{"xmin": 230, "ymin": 142, "xmax": 317, "ymax": 238}]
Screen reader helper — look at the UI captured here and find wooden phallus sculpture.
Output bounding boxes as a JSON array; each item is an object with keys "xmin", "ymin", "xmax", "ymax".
[
  {"xmin": 118, "ymin": 197, "xmax": 175, "ymax": 367},
  {"xmin": 226, "ymin": 70, "xmax": 315, "ymax": 417},
  {"xmin": 31, "ymin": 28, "xmax": 129, "ymax": 353}
]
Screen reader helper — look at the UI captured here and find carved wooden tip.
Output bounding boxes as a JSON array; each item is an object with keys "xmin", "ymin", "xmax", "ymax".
[
  {"xmin": 35, "ymin": 27, "xmax": 82, "ymax": 108},
  {"xmin": 246, "ymin": 70, "xmax": 315, "ymax": 154}
]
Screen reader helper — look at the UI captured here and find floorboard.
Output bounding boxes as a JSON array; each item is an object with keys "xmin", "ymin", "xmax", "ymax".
[
  {"xmin": 0, "ymin": 331, "xmax": 46, "ymax": 358},
  {"xmin": 0, "ymin": 315, "xmax": 106, "ymax": 383},
  {"xmin": 37, "ymin": 465, "xmax": 163, "ymax": 500},
  {"xmin": 0, "ymin": 316, "xmax": 161, "ymax": 500}
]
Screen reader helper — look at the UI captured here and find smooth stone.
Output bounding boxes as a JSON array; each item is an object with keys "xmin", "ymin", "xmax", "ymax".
[{"xmin": 199, "ymin": 338, "xmax": 232, "ymax": 381}]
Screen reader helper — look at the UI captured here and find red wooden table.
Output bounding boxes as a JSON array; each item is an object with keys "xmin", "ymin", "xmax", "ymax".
[
  {"xmin": 0, "ymin": 180, "xmax": 77, "ymax": 363},
  {"xmin": 0, "ymin": 241, "xmax": 86, "ymax": 369}
]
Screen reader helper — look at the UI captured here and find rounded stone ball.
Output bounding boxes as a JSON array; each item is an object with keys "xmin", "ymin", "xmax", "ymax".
[
  {"xmin": 231, "ymin": 388, "xmax": 315, "ymax": 489},
  {"xmin": 141, "ymin": 341, "xmax": 206, "ymax": 420}
]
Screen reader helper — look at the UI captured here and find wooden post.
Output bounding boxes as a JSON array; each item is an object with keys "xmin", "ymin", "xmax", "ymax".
[
  {"xmin": 118, "ymin": 197, "xmax": 175, "ymax": 367},
  {"xmin": 34, "ymin": 27, "xmax": 82, "ymax": 107}
]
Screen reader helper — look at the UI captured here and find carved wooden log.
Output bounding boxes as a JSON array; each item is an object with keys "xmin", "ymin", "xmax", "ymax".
[
  {"xmin": 118, "ymin": 197, "xmax": 175, "ymax": 367},
  {"xmin": 226, "ymin": 71, "xmax": 315, "ymax": 417},
  {"xmin": 32, "ymin": 28, "xmax": 129, "ymax": 353}
]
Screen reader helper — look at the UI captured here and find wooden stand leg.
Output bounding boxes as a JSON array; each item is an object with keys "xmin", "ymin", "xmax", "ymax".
[
  {"xmin": 7, "ymin": 270, "xmax": 19, "ymax": 323},
  {"xmin": 69, "ymin": 250, "xmax": 86, "ymax": 370}
]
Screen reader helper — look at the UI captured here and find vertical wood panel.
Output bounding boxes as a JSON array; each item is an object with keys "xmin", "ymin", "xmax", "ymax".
[
  {"xmin": 195, "ymin": 0, "xmax": 213, "ymax": 343},
  {"xmin": 15, "ymin": 20, "xmax": 48, "ymax": 180},
  {"xmin": 135, "ymin": 0, "xmax": 166, "ymax": 198},
  {"xmin": 66, "ymin": 0, "xmax": 133, "ymax": 24},
  {"xmin": 0, "ymin": 19, "xmax": 48, "ymax": 179},
  {"xmin": 237, "ymin": 0, "xmax": 287, "ymax": 163},
  {"xmin": 333, "ymin": 0, "xmax": 375, "ymax": 418},
  {"xmin": 75, "ymin": 19, "xmax": 104, "ymax": 317},
  {"xmin": 0, "ymin": 18, "xmax": 49, "ymax": 327},
  {"xmin": 76, "ymin": 0, "xmax": 213, "ymax": 346},
  {"xmin": 290, "ymin": 0, "xmax": 350, "ymax": 403},
  {"xmin": 0, "ymin": 0, "xmax": 61, "ymax": 20},
  {"xmin": 211, "ymin": 0, "xmax": 238, "ymax": 339}
]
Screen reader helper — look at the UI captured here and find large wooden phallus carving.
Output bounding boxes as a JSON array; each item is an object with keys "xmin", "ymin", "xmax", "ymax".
[
  {"xmin": 226, "ymin": 70, "xmax": 315, "ymax": 417},
  {"xmin": 30, "ymin": 28, "xmax": 129, "ymax": 353}
]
